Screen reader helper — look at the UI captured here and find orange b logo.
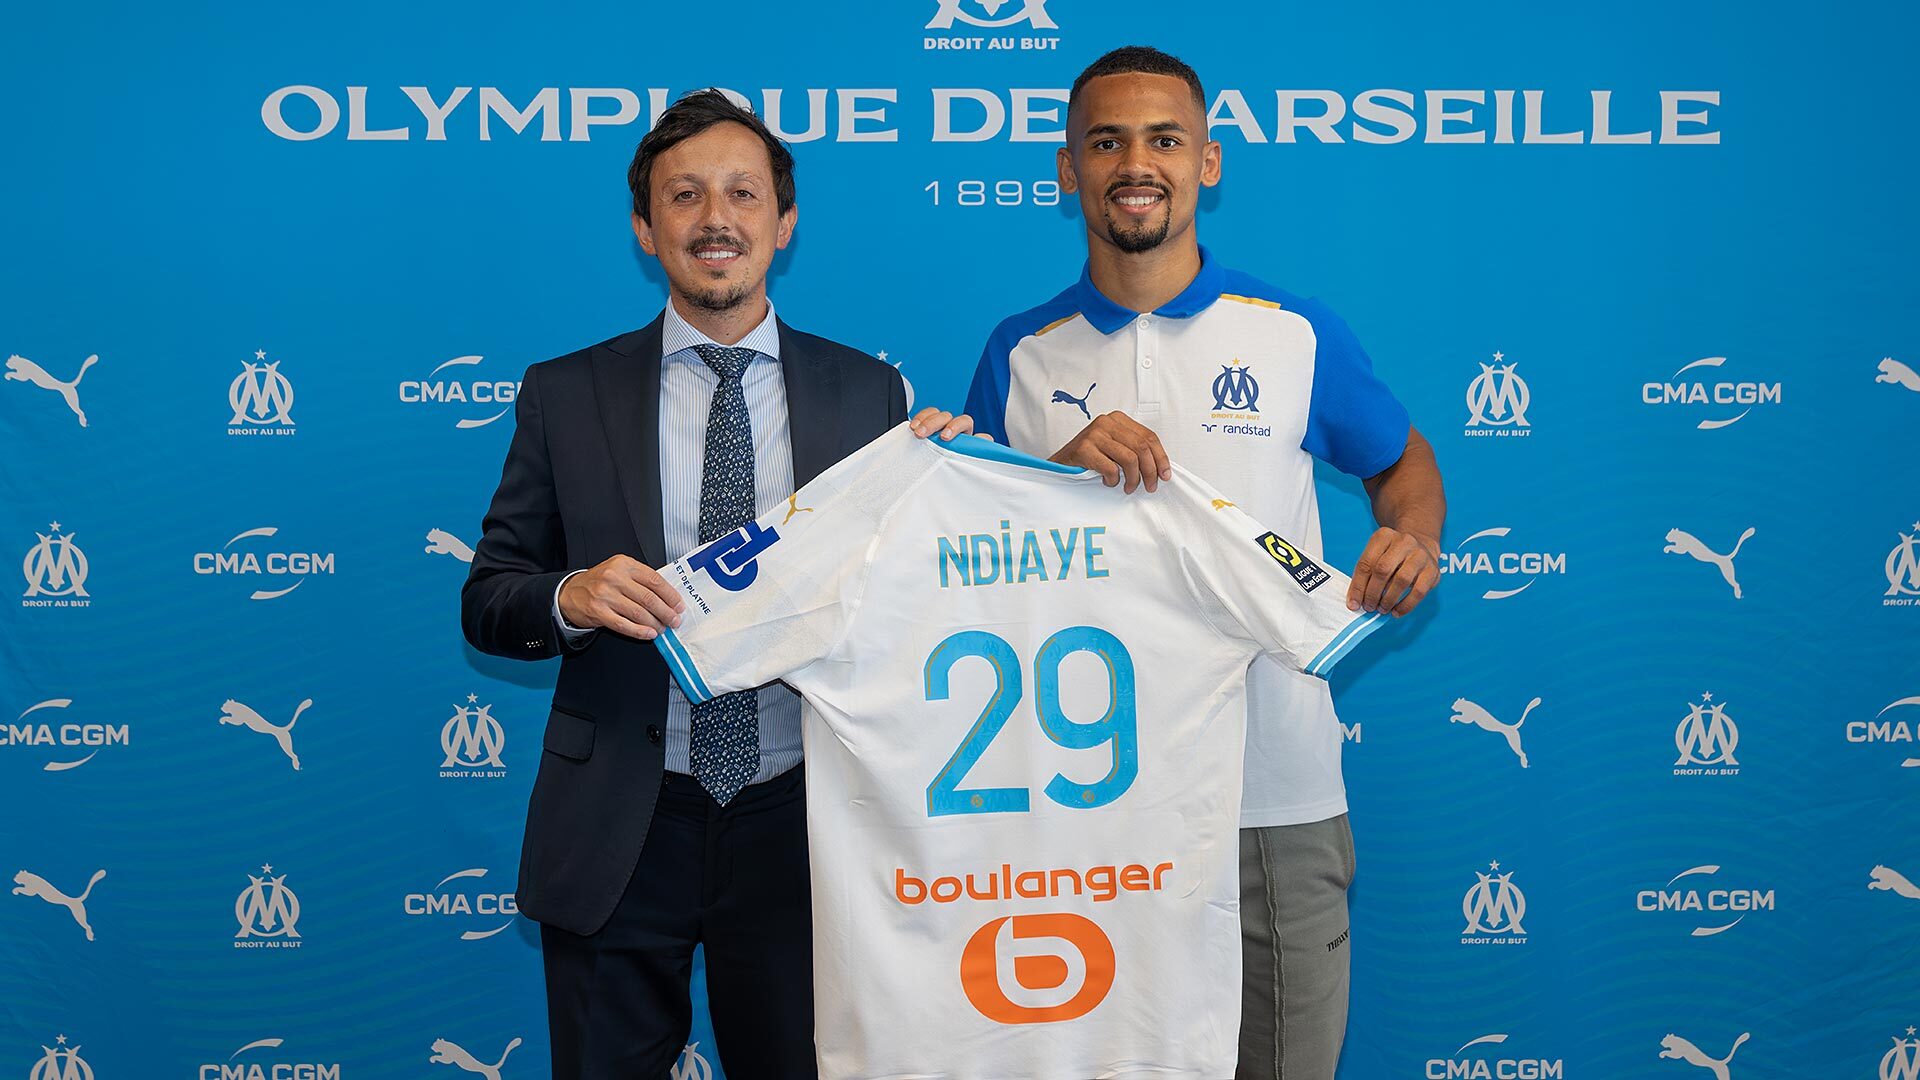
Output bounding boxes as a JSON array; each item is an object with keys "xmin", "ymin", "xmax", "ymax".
[{"xmin": 959, "ymin": 912, "xmax": 1116, "ymax": 1024}]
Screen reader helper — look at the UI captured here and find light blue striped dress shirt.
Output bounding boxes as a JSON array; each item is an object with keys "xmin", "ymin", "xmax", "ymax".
[{"xmin": 553, "ymin": 301, "xmax": 803, "ymax": 785}]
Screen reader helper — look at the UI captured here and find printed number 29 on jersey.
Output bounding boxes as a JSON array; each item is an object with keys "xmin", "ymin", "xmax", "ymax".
[{"xmin": 924, "ymin": 625, "xmax": 1137, "ymax": 816}]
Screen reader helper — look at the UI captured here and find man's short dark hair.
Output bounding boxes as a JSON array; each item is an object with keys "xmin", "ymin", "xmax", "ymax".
[
  {"xmin": 626, "ymin": 89, "xmax": 796, "ymax": 224},
  {"xmin": 1069, "ymin": 46, "xmax": 1207, "ymax": 116}
]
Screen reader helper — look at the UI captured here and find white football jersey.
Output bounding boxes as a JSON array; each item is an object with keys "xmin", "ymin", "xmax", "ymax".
[{"xmin": 654, "ymin": 423, "xmax": 1385, "ymax": 1079}]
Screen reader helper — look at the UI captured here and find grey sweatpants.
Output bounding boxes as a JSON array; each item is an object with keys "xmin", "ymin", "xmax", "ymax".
[{"xmin": 1235, "ymin": 814, "xmax": 1356, "ymax": 1080}]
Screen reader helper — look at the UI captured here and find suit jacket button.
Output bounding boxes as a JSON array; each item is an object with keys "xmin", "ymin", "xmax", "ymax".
[{"xmin": 646, "ymin": 724, "xmax": 663, "ymax": 745}]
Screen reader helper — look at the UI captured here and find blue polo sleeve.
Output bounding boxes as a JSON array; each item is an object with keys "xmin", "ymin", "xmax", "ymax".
[
  {"xmin": 963, "ymin": 333, "xmax": 1012, "ymax": 446},
  {"xmin": 1299, "ymin": 299, "xmax": 1411, "ymax": 479}
]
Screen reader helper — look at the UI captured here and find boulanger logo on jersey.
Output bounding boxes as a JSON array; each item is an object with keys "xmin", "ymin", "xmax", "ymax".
[
  {"xmin": 1847, "ymin": 695, "xmax": 1920, "ymax": 769},
  {"xmin": 1424, "ymin": 1033, "xmax": 1563, "ymax": 1079},
  {"xmin": 1440, "ymin": 527, "xmax": 1566, "ymax": 600},
  {"xmin": 228, "ymin": 350, "xmax": 297, "ymax": 435},
  {"xmin": 234, "ymin": 863, "xmax": 302, "ymax": 947},
  {"xmin": 193, "ymin": 527, "xmax": 336, "ymax": 601},
  {"xmin": 1464, "ymin": 351, "xmax": 1532, "ymax": 437},
  {"xmin": 440, "ymin": 695, "xmax": 507, "ymax": 778},
  {"xmin": 1885, "ymin": 519, "xmax": 1920, "ymax": 606},
  {"xmin": 1199, "ymin": 359, "xmax": 1271, "ymax": 439},
  {"xmin": 1635, "ymin": 865, "xmax": 1773, "ymax": 936},
  {"xmin": 397, "ymin": 355, "xmax": 520, "ymax": 429},
  {"xmin": 201, "ymin": 1037, "xmax": 342, "ymax": 1080},
  {"xmin": 404, "ymin": 868, "xmax": 518, "ymax": 940},
  {"xmin": 4, "ymin": 699, "xmax": 127, "ymax": 772},
  {"xmin": 1641, "ymin": 356, "xmax": 1782, "ymax": 429},
  {"xmin": 1673, "ymin": 692, "xmax": 1740, "ymax": 776},
  {"xmin": 28, "ymin": 1034, "xmax": 92, "ymax": 1080},
  {"xmin": 895, "ymin": 856, "xmax": 1172, "ymax": 1024},
  {"xmin": 924, "ymin": 0, "xmax": 1061, "ymax": 51},
  {"xmin": 1883, "ymin": 1029, "xmax": 1920, "ymax": 1080},
  {"xmin": 21, "ymin": 522, "xmax": 90, "ymax": 608},
  {"xmin": 1460, "ymin": 861, "xmax": 1529, "ymax": 945}
]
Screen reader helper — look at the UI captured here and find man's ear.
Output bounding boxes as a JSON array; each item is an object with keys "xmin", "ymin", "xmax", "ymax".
[
  {"xmin": 631, "ymin": 210, "xmax": 657, "ymax": 256},
  {"xmin": 1056, "ymin": 146, "xmax": 1078, "ymax": 194},
  {"xmin": 1200, "ymin": 139, "xmax": 1222, "ymax": 188},
  {"xmin": 775, "ymin": 203, "xmax": 798, "ymax": 250}
]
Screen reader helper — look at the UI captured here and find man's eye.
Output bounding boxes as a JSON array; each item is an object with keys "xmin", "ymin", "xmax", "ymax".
[
  {"xmin": 673, "ymin": 190, "xmax": 696, "ymax": 201},
  {"xmin": 1094, "ymin": 139, "xmax": 1119, "ymax": 151},
  {"xmin": 735, "ymin": 189, "xmax": 756, "ymax": 199},
  {"xmin": 1155, "ymin": 137, "xmax": 1181, "ymax": 149}
]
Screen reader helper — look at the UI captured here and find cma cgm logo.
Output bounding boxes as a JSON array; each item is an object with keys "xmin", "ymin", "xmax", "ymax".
[
  {"xmin": 397, "ymin": 355, "xmax": 520, "ymax": 429},
  {"xmin": 200, "ymin": 1037, "xmax": 342, "ymax": 1080},
  {"xmin": 194, "ymin": 527, "xmax": 335, "ymax": 600},
  {"xmin": 1641, "ymin": 357, "xmax": 1782, "ymax": 428},
  {"xmin": 4, "ymin": 699, "xmax": 128, "ymax": 771},
  {"xmin": 405, "ymin": 867, "xmax": 518, "ymax": 940},
  {"xmin": 687, "ymin": 521, "xmax": 780, "ymax": 592},
  {"xmin": 1846, "ymin": 695, "xmax": 1920, "ymax": 769},
  {"xmin": 960, "ymin": 912, "xmax": 1114, "ymax": 1024},
  {"xmin": 1440, "ymin": 527, "xmax": 1566, "ymax": 599},
  {"xmin": 1636, "ymin": 865, "xmax": 1774, "ymax": 935},
  {"xmin": 1426, "ymin": 1033, "xmax": 1563, "ymax": 1079}
]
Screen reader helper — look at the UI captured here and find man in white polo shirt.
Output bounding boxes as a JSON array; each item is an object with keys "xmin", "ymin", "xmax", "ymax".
[{"xmin": 965, "ymin": 46, "xmax": 1446, "ymax": 1079}]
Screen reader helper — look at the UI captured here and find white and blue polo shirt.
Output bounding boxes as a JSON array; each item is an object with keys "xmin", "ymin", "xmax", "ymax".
[{"xmin": 965, "ymin": 247, "xmax": 1410, "ymax": 828}]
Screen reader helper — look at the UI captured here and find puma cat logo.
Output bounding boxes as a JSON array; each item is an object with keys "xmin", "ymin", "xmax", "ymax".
[
  {"xmin": 424, "ymin": 529, "xmax": 475, "ymax": 563},
  {"xmin": 219, "ymin": 698, "xmax": 311, "ymax": 771},
  {"xmin": 781, "ymin": 494, "xmax": 815, "ymax": 525},
  {"xmin": 12, "ymin": 868, "xmax": 106, "ymax": 941},
  {"xmin": 1869, "ymin": 864, "xmax": 1920, "ymax": 899},
  {"xmin": 1663, "ymin": 527, "xmax": 1754, "ymax": 599},
  {"xmin": 1050, "ymin": 382, "xmax": 1096, "ymax": 420},
  {"xmin": 1878, "ymin": 357, "xmax": 1920, "ymax": 392},
  {"xmin": 1211, "ymin": 499, "xmax": 1236, "ymax": 511},
  {"xmin": 1659, "ymin": 1032, "xmax": 1748, "ymax": 1080},
  {"xmin": 429, "ymin": 1037, "xmax": 522, "ymax": 1079},
  {"xmin": 1450, "ymin": 697, "xmax": 1538, "ymax": 768},
  {"xmin": 6, "ymin": 353, "xmax": 98, "ymax": 427}
]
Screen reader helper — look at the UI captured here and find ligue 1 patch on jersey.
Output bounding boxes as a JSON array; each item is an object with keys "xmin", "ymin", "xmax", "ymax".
[{"xmin": 1255, "ymin": 531, "xmax": 1329, "ymax": 592}]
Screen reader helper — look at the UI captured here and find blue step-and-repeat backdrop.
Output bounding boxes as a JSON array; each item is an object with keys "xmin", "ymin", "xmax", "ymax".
[{"xmin": 4, "ymin": 1, "xmax": 1916, "ymax": 1076}]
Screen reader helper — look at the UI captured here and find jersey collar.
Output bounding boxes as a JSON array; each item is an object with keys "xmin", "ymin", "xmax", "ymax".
[{"xmin": 1072, "ymin": 244, "xmax": 1225, "ymax": 336}]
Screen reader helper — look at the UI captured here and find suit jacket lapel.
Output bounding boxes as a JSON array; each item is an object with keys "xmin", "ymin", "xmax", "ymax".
[
  {"xmin": 778, "ymin": 318, "xmax": 843, "ymax": 486},
  {"xmin": 592, "ymin": 316, "xmax": 668, "ymax": 566}
]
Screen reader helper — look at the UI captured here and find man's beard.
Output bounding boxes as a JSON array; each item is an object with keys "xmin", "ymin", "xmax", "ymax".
[
  {"xmin": 1106, "ymin": 211, "xmax": 1172, "ymax": 254},
  {"xmin": 680, "ymin": 277, "xmax": 757, "ymax": 313}
]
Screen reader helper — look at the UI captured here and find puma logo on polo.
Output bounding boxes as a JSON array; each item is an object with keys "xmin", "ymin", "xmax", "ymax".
[{"xmin": 1051, "ymin": 382, "xmax": 1096, "ymax": 420}]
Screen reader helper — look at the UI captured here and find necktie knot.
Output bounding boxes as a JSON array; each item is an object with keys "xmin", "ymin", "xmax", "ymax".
[{"xmin": 693, "ymin": 343, "xmax": 756, "ymax": 383}]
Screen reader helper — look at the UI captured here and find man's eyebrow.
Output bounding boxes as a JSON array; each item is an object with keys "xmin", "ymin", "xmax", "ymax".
[{"xmin": 1082, "ymin": 120, "xmax": 1190, "ymax": 139}]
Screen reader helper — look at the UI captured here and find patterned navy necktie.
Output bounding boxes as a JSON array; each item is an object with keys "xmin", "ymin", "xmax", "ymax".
[{"xmin": 688, "ymin": 343, "xmax": 763, "ymax": 805}]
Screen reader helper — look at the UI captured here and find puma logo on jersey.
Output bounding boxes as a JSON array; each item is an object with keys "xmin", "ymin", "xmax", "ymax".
[
  {"xmin": 219, "ymin": 698, "xmax": 310, "ymax": 771},
  {"xmin": 1451, "ymin": 697, "xmax": 1537, "ymax": 768},
  {"xmin": 429, "ymin": 1037, "xmax": 521, "ymax": 1079},
  {"xmin": 1211, "ymin": 500, "xmax": 1235, "ymax": 511},
  {"xmin": 12, "ymin": 868, "xmax": 106, "ymax": 941},
  {"xmin": 6, "ymin": 353, "xmax": 98, "ymax": 427},
  {"xmin": 782, "ymin": 494, "xmax": 815, "ymax": 524},
  {"xmin": 1660, "ymin": 1032, "xmax": 1748, "ymax": 1080},
  {"xmin": 1663, "ymin": 527, "xmax": 1754, "ymax": 599},
  {"xmin": 1878, "ymin": 357, "xmax": 1920, "ymax": 392},
  {"xmin": 1051, "ymin": 382, "xmax": 1096, "ymax": 420},
  {"xmin": 1870, "ymin": 864, "xmax": 1920, "ymax": 899}
]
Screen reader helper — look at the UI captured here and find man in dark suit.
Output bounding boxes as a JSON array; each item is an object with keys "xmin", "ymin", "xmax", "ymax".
[{"xmin": 461, "ymin": 89, "xmax": 969, "ymax": 1079}]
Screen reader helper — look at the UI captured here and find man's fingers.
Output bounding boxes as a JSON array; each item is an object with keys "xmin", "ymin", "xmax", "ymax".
[
  {"xmin": 1390, "ymin": 563, "xmax": 1439, "ymax": 617},
  {"xmin": 1372, "ymin": 549, "xmax": 1422, "ymax": 613},
  {"xmin": 597, "ymin": 608, "xmax": 660, "ymax": 641},
  {"xmin": 1347, "ymin": 532, "xmax": 1396, "ymax": 610},
  {"xmin": 1134, "ymin": 440, "xmax": 1161, "ymax": 493},
  {"xmin": 610, "ymin": 574, "xmax": 683, "ymax": 628},
  {"xmin": 1115, "ymin": 414, "xmax": 1173, "ymax": 481},
  {"xmin": 1098, "ymin": 434, "xmax": 1144, "ymax": 493}
]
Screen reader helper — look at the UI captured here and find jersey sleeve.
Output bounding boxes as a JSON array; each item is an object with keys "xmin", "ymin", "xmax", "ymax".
[
  {"xmin": 1155, "ymin": 468, "xmax": 1388, "ymax": 678},
  {"xmin": 963, "ymin": 330, "xmax": 1013, "ymax": 446},
  {"xmin": 653, "ymin": 423, "xmax": 930, "ymax": 702},
  {"xmin": 1298, "ymin": 299, "xmax": 1412, "ymax": 479}
]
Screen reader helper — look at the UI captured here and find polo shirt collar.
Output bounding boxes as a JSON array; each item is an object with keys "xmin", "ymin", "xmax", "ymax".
[
  {"xmin": 1072, "ymin": 245, "xmax": 1225, "ymax": 335},
  {"xmin": 661, "ymin": 298, "xmax": 782, "ymax": 363}
]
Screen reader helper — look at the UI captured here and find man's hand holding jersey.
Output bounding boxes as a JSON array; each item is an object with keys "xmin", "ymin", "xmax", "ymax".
[{"xmin": 1048, "ymin": 411, "xmax": 1175, "ymax": 493}]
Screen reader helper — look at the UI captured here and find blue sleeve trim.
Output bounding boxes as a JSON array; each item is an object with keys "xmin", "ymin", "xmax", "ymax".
[
  {"xmin": 653, "ymin": 626, "xmax": 715, "ymax": 704},
  {"xmin": 930, "ymin": 431, "xmax": 1087, "ymax": 475},
  {"xmin": 965, "ymin": 289, "xmax": 1081, "ymax": 448},
  {"xmin": 1305, "ymin": 610, "xmax": 1388, "ymax": 678},
  {"xmin": 1295, "ymin": 297, "xmax": 1412, "ymax": 479}
]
